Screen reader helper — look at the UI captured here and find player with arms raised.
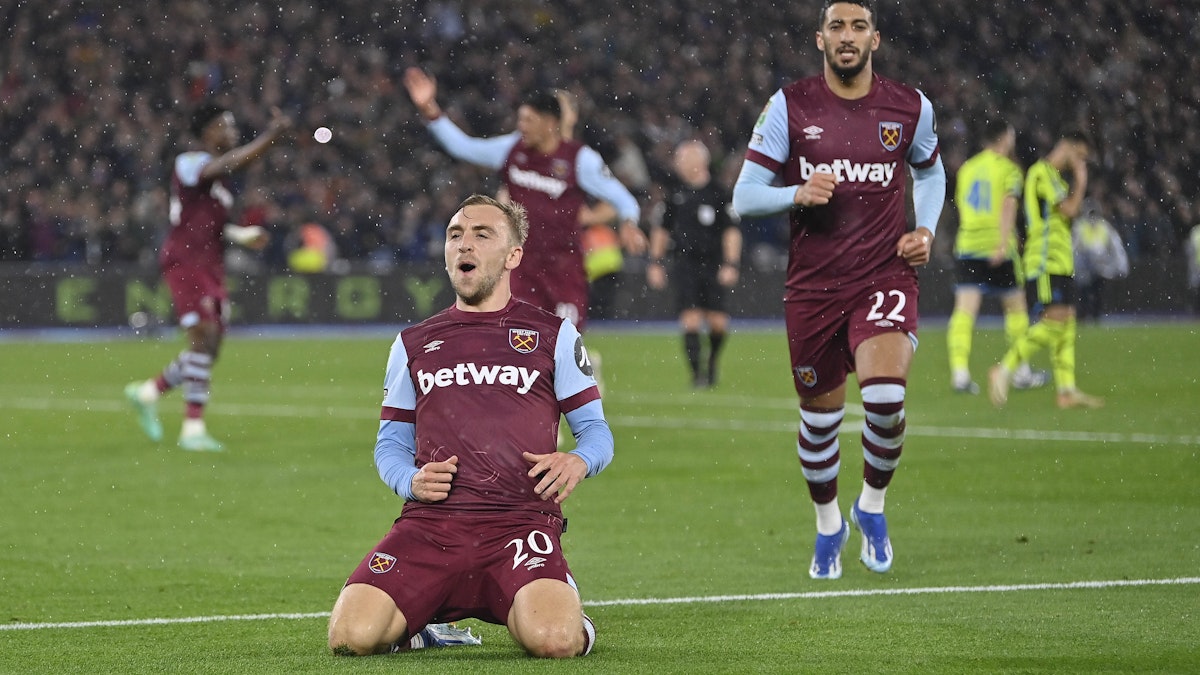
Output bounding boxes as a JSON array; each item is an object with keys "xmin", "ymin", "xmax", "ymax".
[
  {"xmin": 403, "ymin": 68, "xmax": 645, "ymax": 332},
  {"xmin": 125, "ymin": 103, "xmax": 291, "ymax": 451},
  {"xmin": 328, "ymin": 195, "xmax": 612, "ymax": 659},
  {"xmin": 732, "ymin": 0, "xmax": 945, "ymax": 579}
]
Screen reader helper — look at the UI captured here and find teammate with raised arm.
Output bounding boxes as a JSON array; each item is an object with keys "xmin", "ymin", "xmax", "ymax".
[
  {"xmin": 328, "ymin": 195, "xmax": 611, "ymax": 659},
  {"xmin": 124, "ymin": 103, "xmax": 291, "ymax": 451},
  {"xmin": 732, "ymin": 0, "xmax": 946, "ymax": 579},
  {"xmin": 403, "ymin": 67, "xmax": 645, "ymax": 332}
]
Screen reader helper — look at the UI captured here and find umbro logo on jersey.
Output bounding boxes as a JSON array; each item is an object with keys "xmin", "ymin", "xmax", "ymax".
[
  {"xmin": 423, "ymin": 340, "xmax": 444, "ymax": 353},
  {"xmin": 803, "ymin": 125, "xmax": 824, "ymax": 139}
]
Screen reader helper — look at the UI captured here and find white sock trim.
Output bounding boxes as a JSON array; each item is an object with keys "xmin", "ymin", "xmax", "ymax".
[
  {"xmin": 181, "ymin": 418, "xmax": 207, "ymax": 437},
  {"xmin": 858, "ymin": 482, "xmax": 886, "ymax": 514},
  {"xmin": 137, "ymin": 380, "xmax": 159, "ymax": 404},
  {"xmin": 815, "ymin": 499, "xmax": 842, "ymax": 535},
  {"xmin": 581, "ymin": 614, "xmax": 596, "ymax": 656}
]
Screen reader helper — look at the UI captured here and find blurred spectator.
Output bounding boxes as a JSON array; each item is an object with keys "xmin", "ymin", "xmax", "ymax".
[
  {"xmin": 1187, "ymin": 223, "xmax": 1200, "ymax": 315},
  {"xmin": 0, "ymin": 0, "xmax": 1195, "ymax": 285},
  {"xmin": 287, "ymin": 222, "xmax": 337, "ymax": 274},
  {"xmin": 1072, "ymin": 201, "xmax": 1129, "ymax": 322}
]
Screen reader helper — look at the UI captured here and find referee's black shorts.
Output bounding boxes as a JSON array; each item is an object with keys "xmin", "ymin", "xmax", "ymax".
[{"xmin": 674, "ymin": 258, "xmax": 726, "ymax": 313}]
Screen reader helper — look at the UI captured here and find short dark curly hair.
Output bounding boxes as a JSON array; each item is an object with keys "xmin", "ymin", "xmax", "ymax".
[
  {"xmin": 820, "ymin": 1, "xmax": 876, "ymax": 28},
  {"xmin": 190, "ymin": 102, "xmax": 228, "ymax": 138},
  {"xmin": 522, "ymin": 91, "xmax": 561, "ymax": 119}
]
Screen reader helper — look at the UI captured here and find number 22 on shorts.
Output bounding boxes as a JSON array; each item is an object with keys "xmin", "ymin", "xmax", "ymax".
[{"xmin": 866, "ymin": 289, "xmax": 907, "ymax": 326}]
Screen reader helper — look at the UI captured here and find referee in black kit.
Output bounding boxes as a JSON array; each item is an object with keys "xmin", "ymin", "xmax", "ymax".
[{"xmin": 647, "ymin": 139, "xmax": 743, "ymax": 389}]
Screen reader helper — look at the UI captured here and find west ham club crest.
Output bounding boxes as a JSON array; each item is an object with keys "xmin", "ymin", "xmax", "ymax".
[
  {"xmin": 794, "ymin": 365, "xmax": 818, "ymax": 388},
  {"xmin": 509, "ymin": 328, "xmax": 539, "ymax": 354},
  {"xmin": 369, "ymin": 552, "xmax": 396, "ymax": 574},
  {"xmin": 879, "ymin": 122, "xmax": 903, "ymax": 151}
]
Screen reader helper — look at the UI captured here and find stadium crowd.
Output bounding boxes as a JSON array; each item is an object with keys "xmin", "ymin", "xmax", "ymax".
[{"xmin": 0, "ymin": 0, "xmax": 1195, "ymax": 272}]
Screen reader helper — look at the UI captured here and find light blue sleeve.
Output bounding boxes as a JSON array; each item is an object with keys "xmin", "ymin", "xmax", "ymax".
[
  {"xmin": 552, "ymin": 319, "xmax": 595, "ymax": 400},
  {"xmin": 747, "ymin": 89, "xmax": 791, "ymax": 165},
  {"xmin": 910, "ymin": 156, "xmax": 946, "ymax": 236},
  {"xmin": 552, "ymin": 320, "xmax": 614, "ymax": 477},
  {"xmin": 565, "ymin": 400, "xmax": 613, "ymax": 478},
  {"xmin": 906, "ymin": 90, "xmax": 945, "ymax": 235},
  {"xmin": 175, "ymin": 152, "xmax": 212, "ymax": 187},
  {"xmin": 374, "ymin": 333, "xmax": 419, "ymax": 500},
  {"xmin": 575, "ymin": 146, "xmax": 640, "ymax": 222},
  {"xmin": 732, "ymin": 90, "xmax": 798, "ymax": 217},
  {"xmin": 732, "ymin": 161, "xmax": 798, "ymax": 217},
  {"xmin": 907, "ymin": 91, "xmax": 940, "ymax": 167},
  {"xmin": 426, "ymin": 116, "xmax": 520, "ymax": 170}
]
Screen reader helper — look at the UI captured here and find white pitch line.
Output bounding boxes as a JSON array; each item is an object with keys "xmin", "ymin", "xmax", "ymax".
[
  {"xmin": 584, "ymin": 576, "xmax": 1200, "ymax": 606},
  {"xmin": 4, "ymin": 577, "xmax": 1197, "ymax": 632},
  {"xmin": 0, "ymin": 612, "xmax": 330, "ymax": 632},
  {"xmin": 611, "ymin": 414, "xmax": 1200, "ymax": 446},
  {"xmin": 5, "ymin": 397, "xmax": 1200, "ymax": 446}
]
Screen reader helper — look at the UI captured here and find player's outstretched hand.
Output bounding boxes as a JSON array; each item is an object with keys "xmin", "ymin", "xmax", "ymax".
[
  {"xmin": 403, "ymin": 67, "xmax": 441, "ymax": 119},
  {"xmin": 793, "ymin": 171, "xmax": 838, "ymax": 207},
  {"xmin": 646, "ymin": 262, "xmax": 667, "ymax": 290},
  {"xmin": 618, "ymin": 220, "xmax": 648, "ymax": 256},
  {"xmin": 266, "ymin": 106, "xmax": 294, "ymax": 138},
  {"xmin": 717, "ymin": 264, "xmax": 739, "ymax": 287},
  {"xmin": 245, "ymin": 228, "xmax": 270, "ymax": 251},
  {"xmin": 523, "ymin": 451, "xmax": 588, "ymax": 505},
  {"xmin": 555, "ymin": 89, "xmax": 578, "ymax": 140},
  {"xmin": 412, "ymin": 455, "xmax": 458, "ymax": 503},
  {"xmin": 897, "ymin": 228, "xmax": 933, "ymax": 267}
]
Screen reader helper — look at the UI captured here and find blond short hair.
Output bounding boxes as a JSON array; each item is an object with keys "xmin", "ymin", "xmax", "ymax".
[{"xmin": 457, "ymin": 194, "xmax": 529, "ymax": 246}]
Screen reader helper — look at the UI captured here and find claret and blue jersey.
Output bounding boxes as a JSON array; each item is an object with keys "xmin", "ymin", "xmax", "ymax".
[{"xmin": 374, "ymin": 298, "xmax": 613, "ymax": 518}]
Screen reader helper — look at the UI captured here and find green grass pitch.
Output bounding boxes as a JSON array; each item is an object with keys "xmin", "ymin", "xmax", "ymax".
[{"xmin": 1, "ymin": 321, "xmax": 1197, "ymax": 673}]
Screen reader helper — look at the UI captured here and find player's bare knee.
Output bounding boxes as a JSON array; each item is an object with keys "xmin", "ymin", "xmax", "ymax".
[
  {"xmin": 327, "ymin": 622, "xmax": 386, "ymax": 656},
  {"xmin": 327, "ymin": 585, "xmax": 405, "ymax": 656},
  {"xmin": 521, "ymin": 623, "xmax": 584, "ymax": 658}
]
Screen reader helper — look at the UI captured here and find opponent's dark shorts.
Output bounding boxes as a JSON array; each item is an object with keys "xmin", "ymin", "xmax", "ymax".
[
  {"xmin": 163, "ymin": 264, "xmax": 228, "ymax": 329},
  {"xmin": 785, "ymin": 274, "xmax": 920, "ymax": 399},
  {"xmin": 954, "ymin": 258, "xmax": 1020, "ymax": 293},
  {"xmin": 344, "ymin": 510, "xmax": 575, "ymax": 633},
  {"xmin": 675, "ymin": 258, "xmax": 726, "ymax": 313},
  {"xmin": 1027, "ymin": 273, "xmax": 1076, "ymax": 314}
]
